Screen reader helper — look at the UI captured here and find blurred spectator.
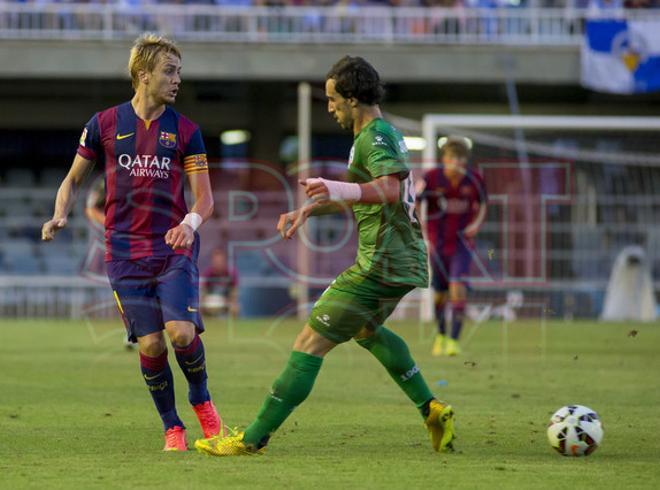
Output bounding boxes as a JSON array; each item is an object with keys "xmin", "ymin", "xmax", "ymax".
[
  {"xmin": 213, "ymin": 0, "xmax": 252, "ymax": 5},
  {"xmin": 201, "ymin": 248, "xmax": 240, "ymax": 318},
  {"xmin": 4, "ymin": 0, "xmax": 658, "ymax": 48},
  {"xmin": 10, "ymin": 0, "xmax": 657, "ymax": 7},
  {"xmin": 589, "ymin": 0, "xmax": 624, "ymax": 9},
  {"xmin": 422, "ymin": 0, "xmax": 461, "ymax": 6},
  {"xmin": 624, "ymin": 0, "xmax": 655, "ymax": 7}
]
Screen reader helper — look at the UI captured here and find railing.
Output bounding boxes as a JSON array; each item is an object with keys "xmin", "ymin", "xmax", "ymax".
[
  {"xmin": 0, "ymin": 4, "xmax": 656, "ymax": 45},
  {"xmin": 0, "ymin": 274, "xmax": 296, "ymax": 319}
]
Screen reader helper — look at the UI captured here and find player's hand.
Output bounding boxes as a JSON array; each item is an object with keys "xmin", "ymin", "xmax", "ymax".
[
  {"xmin": 463, "ymin": 226, "xmax": 478, "ymax": 240},
  {"xmin": 277, "ymin": 206, "xmax": 312, "ymax": 240},
  {"xmin": 41, "ymin": 218, "xmax": 67, "ymax": 241},
  {"xmin": 300, "ymin": 179, "xmax": 330, "ymax": 203},
  {"xmin": 165, "ymin": 223, "xmax": 195, "ymax": 250}
]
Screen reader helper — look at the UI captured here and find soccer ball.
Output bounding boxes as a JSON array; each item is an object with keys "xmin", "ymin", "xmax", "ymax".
[{"xmin": 547, "ymin": 405, "xmax": 603, "ymax": 457}]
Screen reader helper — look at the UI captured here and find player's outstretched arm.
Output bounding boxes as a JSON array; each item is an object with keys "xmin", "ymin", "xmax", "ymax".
[
  {"xmin": 302, "ymin": 175, "xmax": 400, "ymax": 205},
  {"xmin": 277, "ymin": 198, "xmax": 348, "ymax": 240},
  {"xmin": 42, "ymin": 154, "xmax": 94, "ymax": 241},
  {"xmin": 357, "ymin": 175, "xmax": 400, "ymax": 204},
  {"xmin": 166, "ymin": 171, "xmax": 214, "ymax": 250}
]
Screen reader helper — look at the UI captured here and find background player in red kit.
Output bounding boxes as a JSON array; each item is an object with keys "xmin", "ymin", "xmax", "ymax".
[
  {"xmin": 418, "ymin": 138, "xmax": 487, "ymax": 357},
  {"xmin": 41, "ymin": 33, "xmax": 225, "ymax": 451}
]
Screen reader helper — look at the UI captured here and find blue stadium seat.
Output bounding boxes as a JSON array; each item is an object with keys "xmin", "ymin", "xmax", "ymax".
[
  {"xmin": 9, "ymin": 256, "xmax": 42, "ymax": 275},
  {"xmin": 71, "ymin": 242, "xmax": 92, "ymax": 260},
  {"xmin": 38, "ymin": 241, "xmax": 74, "ymax": 259},
  {"xmin": 0, "ymin": 240, "xmax": 43, "ymax": 275},
  {"xmin": 1, "ymin": 238, "xmax": 35, "ymax": 256},
  {"xmin": 44, "ymin": 256, "xmax": 79, "ymax": 275},
  {"xmin": 40, "ymin": 168, "xmax": 68, "ymax": 187},
  {"xmin": 2, "ymin": 200, "xmax": 35, "ymax": 219},
  {"xmin": 4, "ymin": 169, "xmax": 36, "ymax": 187}
]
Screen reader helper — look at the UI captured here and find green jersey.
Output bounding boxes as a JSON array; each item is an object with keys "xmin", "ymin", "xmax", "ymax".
[{"xmin": 346, "ymin": 118, "xmax": 428, "ymax": 288}]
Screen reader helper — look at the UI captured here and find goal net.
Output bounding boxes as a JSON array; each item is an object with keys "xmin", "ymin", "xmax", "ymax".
[{"xmin": 406, "ymin": 114, "xmax": 660, "ymax": 322}]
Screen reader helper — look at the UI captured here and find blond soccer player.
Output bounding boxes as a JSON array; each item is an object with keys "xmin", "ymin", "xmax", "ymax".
[{"xmin": 42, "ymin": 34, "xmax": 226, "ymax": 451}]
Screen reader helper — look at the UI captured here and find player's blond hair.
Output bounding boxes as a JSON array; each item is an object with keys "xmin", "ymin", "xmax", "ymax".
[{"xmin": 128, "ymin": 33, "xmax": 181, "ymax": 90}]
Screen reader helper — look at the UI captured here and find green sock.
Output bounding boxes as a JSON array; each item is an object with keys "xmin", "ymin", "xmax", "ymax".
[
  {"xmin": 243, "ymin": 351, "xmax": 323, "ymax": 447},
  {"xmin": 356, "ymin": 326, "xmax": 434, "ymax": 417}
]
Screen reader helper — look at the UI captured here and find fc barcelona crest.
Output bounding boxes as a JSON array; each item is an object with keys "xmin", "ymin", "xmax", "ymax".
[{"xmin": 159, "ymin": 131, "xmax": 177, "ymax": 149}]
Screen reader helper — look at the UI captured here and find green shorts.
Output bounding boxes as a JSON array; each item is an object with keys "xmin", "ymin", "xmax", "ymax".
[{"xmin": 308, "ymin": 266, "xmax": 415, "ymax": 344}]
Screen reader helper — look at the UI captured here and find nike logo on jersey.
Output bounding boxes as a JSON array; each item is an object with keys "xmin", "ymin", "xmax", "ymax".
[
  {"xmin": 116, "ymin": 132, "xmax": 135, "ymax": 140},
  {"xmin": 187, "ymin": 306, "xmax": 198, "ymax": 313}
]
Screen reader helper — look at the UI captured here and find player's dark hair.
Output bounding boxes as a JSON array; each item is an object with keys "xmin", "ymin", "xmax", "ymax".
[
  {"xmin": 326, "ymin": 56, "xmax": 385, "ymax": 106},
  {"xmin": 441, "ymin": 137, "xmax": 471, "ymax": 159}
]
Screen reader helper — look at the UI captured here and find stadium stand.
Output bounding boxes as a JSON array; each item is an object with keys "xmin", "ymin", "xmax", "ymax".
[{"xmin": 5, "ymin": 1, "xmax": 657, "ymax": 46}]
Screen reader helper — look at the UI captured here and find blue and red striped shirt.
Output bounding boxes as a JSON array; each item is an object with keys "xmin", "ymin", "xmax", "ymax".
[
  {"xmin": 77, "ymin": 101, "xmax": 208, "ymax": 262},
  {"xmin": 421, "ymin": 167, "xmax": 487, "ymax": 256}
]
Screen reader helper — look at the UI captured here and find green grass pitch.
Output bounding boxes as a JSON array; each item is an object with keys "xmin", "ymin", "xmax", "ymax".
[{"xmin": 1, "ymin": 318, "xmax": 659, "ymax": 489}]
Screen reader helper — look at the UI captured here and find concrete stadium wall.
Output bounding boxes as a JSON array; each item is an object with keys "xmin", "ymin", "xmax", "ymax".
[{"xmin": 0, "ymin": 40, "xmax": 579, "ymax": 83}]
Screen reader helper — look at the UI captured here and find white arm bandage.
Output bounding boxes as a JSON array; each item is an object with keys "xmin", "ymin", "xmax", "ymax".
[
  {"xmin": 306, "ymin": 177, "xmax": 362, "ymax": 202},
  {"xmin": 181, "ymin": 212, "xmax": 203, "ymax": 231}
]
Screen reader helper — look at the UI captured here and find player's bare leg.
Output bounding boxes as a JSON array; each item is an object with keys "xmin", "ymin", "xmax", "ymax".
[
  {"xmin": 137, "ymin": 331, "xmax": 187, "ymax": 451},
  {"xmin": 165, "ymin": 321, "xmax": 225, "ymax": 439},
  {"xmin": 292, "ymin": 324, "xmax": 337, "ymax": 357},
  {"xmin": 195, "ymin": 325, "xmax": 335, "ymax": 456}
]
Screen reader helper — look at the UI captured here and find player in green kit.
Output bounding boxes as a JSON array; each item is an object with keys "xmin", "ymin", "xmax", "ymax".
[{"xmin": 194, "ymin": 56, "xmax": 456, "ymax": 456}]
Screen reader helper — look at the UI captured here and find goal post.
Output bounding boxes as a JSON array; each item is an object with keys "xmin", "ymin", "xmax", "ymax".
[{"xmin": 417, "ymin": 114, "xmax": 660, "ymax": 322}]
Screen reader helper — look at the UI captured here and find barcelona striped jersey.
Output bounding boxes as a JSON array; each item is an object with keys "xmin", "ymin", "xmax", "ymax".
[
  {"xmin": 420, "ymin": 168, "xmax": 487, "ymax": 256},
  {"xmin": 77, "ymin": 101, "xmax": 208, "ymax": 261}
]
